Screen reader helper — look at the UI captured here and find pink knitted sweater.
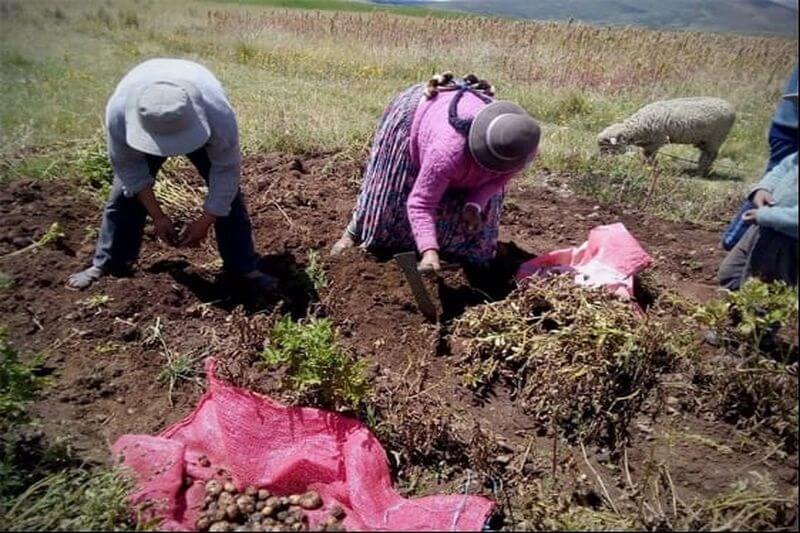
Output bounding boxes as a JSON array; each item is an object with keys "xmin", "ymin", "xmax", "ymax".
[{"xmin": 407, "ymin": 90, "xmax": 517, "ymax": 253}]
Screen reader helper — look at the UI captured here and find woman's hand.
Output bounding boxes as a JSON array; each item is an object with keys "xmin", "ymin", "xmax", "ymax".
[
  {"xmin": 463, "ymin": 203, "xmax": 481, "ymax": 232},
  {"xmin": 418, "ymin": 249, "xmax": 441, "ymax": 273}
]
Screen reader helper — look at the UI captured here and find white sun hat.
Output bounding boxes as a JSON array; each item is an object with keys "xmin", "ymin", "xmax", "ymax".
[{"xmin": 124, "ymin": 80, "xmax": 211, "ymax": 157}]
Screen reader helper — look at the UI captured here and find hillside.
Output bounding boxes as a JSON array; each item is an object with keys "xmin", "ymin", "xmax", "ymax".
[{"xmin": 377, "ymin": 0, "xmax": 800, "ymax": 36}]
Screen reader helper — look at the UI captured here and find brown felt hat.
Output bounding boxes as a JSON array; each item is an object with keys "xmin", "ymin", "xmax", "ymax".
[{"xmin": 469, "ymin": 101, "xmax": 540, "ymax": 172}]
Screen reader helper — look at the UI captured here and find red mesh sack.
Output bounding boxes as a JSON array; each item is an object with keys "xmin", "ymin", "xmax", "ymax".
[{"xmin": 112, "ymin": 359, "xmax": 494, "ymax": 531}]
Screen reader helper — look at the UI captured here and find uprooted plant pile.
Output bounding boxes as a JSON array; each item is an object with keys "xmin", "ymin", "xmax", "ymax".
[
  {"xmin": 197, "ymin": 476, "xmax": 345, "ymax": 532},
  {"xmin": 454, "ymin": 275, "xmax": 688, "ymax": 446}
]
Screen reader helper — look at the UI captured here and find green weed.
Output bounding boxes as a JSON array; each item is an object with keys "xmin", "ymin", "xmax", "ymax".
[
  {"xmin": 2, "ymin": 222, "xmax": 65, "ymax": 259},
  {"xmin": 691, "ymin": 279, "xmax": 798, "ymax": 451},
  {"xmin": 0, "ymin": 467, "xmax": 145, "ymax": 531},
  {"xmin": 304, "ymin": 249, "xmax": 328, "ymax": 292},
  {"xmin": 73, "ymin": 135, "xmax": 112, "ymax": 195},
  {"xmin": 262, "ymin": 316, "xmax": 368, "ymax": 410},
  {"xmin": 694, "ymin": 278, "xmax": 798, "ymax": 359},
  {"xmin": 0, "ymin": 330, "xmax": 66, "ymax": 510},
  {"xmin": 80, "ymin": 294, "xmax": 113, "ymax": 310},
  {"xmin": 0, "ymin": 328, "xmax": 47, "ymax": 427},
  {"xmin": 0, "ymin": 272, "xmax": 12, "ymax": 290},
  {"xmin": 146, "ymin": 318, "xmax": 205, "ymax": 406}
]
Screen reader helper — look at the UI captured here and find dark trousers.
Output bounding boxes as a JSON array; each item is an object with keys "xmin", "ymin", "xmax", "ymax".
[
  {"xmin": 92, "ymin": 148, "xmax": 257, "ymax": 275},
  {"xmin": 718, "ymin": 225, "xmax": 798, "ymax": 291}
]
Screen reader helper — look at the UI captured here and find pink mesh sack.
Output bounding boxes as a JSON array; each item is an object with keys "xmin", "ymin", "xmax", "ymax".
[
  {"xmin": 112, "ymin": 359, "xmax": 494, "ymax": 531},
  {"xmin": 516, "ymin": 223, "xmax": 652, "ymax": 299}
]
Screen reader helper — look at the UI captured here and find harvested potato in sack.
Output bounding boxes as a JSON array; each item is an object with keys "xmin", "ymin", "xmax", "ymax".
[{"xmin": 112, "ymin": 358, "xmax": 494, "ymax": 531}]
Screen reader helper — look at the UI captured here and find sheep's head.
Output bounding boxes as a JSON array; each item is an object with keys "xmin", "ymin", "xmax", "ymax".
[{"xmin": 597, "ymin": 123, "xmax": 628, "ymax": 154}]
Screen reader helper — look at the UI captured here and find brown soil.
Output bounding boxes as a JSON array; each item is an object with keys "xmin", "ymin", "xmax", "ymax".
[{"xmin": 0, "ymin": 152, "xmax": 795, "ymax": 526}]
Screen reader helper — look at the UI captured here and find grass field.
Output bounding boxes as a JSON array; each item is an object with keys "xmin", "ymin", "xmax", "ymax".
[{"xmin": 0, "ymin": 0, "xmax": 796, "ymax": 222}]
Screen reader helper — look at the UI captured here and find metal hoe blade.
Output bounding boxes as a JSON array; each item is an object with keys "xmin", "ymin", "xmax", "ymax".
[{"xmin": 394, "ymin": 251, "xmax": 438, "ymax": 322}]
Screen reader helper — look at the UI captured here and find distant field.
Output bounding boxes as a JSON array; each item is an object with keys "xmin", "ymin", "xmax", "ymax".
[{"xmin": 0, "ymin": 0, "xmax": 797, "ymax": 222}]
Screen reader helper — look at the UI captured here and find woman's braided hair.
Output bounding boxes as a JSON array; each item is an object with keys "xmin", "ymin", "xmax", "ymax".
[
  {"xmin": 424, "ymin": 72, "xmax": 497, "ymax": 136},
  {"xmin": 424, "ymin": 71, "xmax": 496, "ymax": 99}
]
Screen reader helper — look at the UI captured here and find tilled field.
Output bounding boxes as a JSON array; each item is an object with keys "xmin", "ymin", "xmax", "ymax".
[{"xmin": 0, "ymin": 152, "xmax": 796, "ymax": 529}]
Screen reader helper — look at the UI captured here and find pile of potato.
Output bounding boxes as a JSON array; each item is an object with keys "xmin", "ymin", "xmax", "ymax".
[{"xmin": 196, "ymin": 478, "xmax": 345, "ymax": 532}]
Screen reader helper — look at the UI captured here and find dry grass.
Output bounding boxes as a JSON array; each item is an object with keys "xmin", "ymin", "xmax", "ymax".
[{"xmin": 513, "ymin": 454, "xmax": 794, "ymax": 531}]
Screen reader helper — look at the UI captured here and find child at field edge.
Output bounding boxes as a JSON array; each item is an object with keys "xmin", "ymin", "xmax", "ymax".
[
  {"xmin": 717, "ymin": 93, "xmax": 798, "ymax": 291},
  {"xmin": 330, "ymin": 74, "xmax": 540, "ymax": 272}
]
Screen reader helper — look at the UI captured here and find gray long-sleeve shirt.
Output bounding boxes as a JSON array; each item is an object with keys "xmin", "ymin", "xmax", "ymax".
[{"xmin": 106, "ymin": 58, "xmax": 241, "ymax": 217}]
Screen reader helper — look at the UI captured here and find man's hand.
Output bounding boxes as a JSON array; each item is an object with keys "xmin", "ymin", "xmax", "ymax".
[
  {"xmin": 418, "ymin": 249, "xmax": 441, "ymax": 273},
  {"xmin": 742, "ymin": 209, "xmax": 758, "ymax": 224},
  {"xmin": 463, "ymin": 203, "xmax": 481, "ymax": 232},
  {"xmin": 137, "ymin": 187, "xmax": 176, "ymax": 246},
  {"xmin": 752, "ymin": 189, "xmax": 775, "ymax": 208},
  {"xmin": 153, "ymin": 216, "xmax": 178, "ymax": 246},
  {"xmin": 179, "ymin": 213, "xmax": 216, "ymax": 248}
]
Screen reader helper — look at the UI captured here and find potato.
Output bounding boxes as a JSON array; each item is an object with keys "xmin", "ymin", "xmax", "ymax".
[
  {"xmin": 206, "ymin": 480, "xmax": 223, "ymax": 496},
  {"xmin": 208, "ymin": 521, "xmax": 231, "ymax": 532},
  {"xmin": 223, "ymin": 482, "xmax": 237, "ymax": 494},
  {"xmin": 225, "ymin": 503, "xmax": 241, "ymax": 520},
  {"xmin": 298, "ymin": 491, "xmax": 322, "ymax": 510},
  {"xmin": 265, "ymin": 497, "xmax": 279, "ymax": 508},
  {"xmin": 219, "ymin": 492, "xmax": 234, "ymax": 507},
  {"xmin": 258, "ymin": 489, "xmax": 271, "ymax": 501},
  {"xmin": 261, "ymin": 505, "xmax": 275, "ymax": 517},
  {"xmin": 196, "ymin": 516, "xmax": 211, "ymax": 531},
  {"xmin": 236, "ymin": 495, "xmax": 256, "ymax": 513}
]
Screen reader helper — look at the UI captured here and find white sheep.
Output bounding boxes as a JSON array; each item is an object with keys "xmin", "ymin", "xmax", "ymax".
[{"xmin": 597, "ymin": 97, "xmax": 736, "ymax": 175}]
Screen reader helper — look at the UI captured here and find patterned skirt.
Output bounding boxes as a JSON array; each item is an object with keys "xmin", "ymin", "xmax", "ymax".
[{"xmin": 346, "ymin": 84, "xmax": 503, "ymax": 267}]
